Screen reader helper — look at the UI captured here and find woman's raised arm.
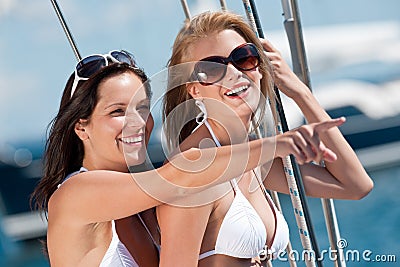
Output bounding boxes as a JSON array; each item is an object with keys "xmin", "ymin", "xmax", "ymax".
[{"xmin": 49, "ymin": 118, "xmax": 344, "ymax": 224}]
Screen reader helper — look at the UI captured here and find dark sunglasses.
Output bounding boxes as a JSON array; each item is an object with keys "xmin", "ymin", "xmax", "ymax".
[
  {"xmin": 70, "ymin": 50, "xmax": 137, "ymax": 97},
  {"xmin": 191, "ymin": 43, "xmax": 260, "ymax": 86}
]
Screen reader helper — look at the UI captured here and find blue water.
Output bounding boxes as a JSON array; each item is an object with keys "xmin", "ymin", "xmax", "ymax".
[
  {"xmin": 273, "ymin": 165, "xmax": 400, "ymax": 267},
  {"xmin": 1, "ymin": 165, "xmax": 398, "ymax": 267}
]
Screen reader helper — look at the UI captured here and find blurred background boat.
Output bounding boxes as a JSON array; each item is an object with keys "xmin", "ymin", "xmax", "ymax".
[{"xmin": 283, "ymin": 78, "xmax": 400, "ymax": 171}]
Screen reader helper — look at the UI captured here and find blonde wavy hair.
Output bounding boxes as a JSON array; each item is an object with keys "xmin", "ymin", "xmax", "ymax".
[{"xmin": 163, "ymin": 11, "xmax": 276, "ymax": 150}]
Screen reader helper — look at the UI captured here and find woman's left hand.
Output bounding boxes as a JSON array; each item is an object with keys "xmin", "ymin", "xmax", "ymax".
[{"xmin": 260, "ymin": 38, "xmax": 308, "ymax": 99}]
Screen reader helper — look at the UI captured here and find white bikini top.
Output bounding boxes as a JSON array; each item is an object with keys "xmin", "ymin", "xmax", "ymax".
[
  {"xmin": 100, "ymin": 220, "xmax": 139, "ymax": 267},
  {"xmin": 199, "ymin": 178, "xmax": 267, "ymax": 259},
  {"xmin": 197, "ymin": 119, "xmax": 290, "ymax": 260}
]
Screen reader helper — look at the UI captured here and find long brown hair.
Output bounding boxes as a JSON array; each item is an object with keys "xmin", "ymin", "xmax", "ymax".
[
  {"xmin": 31, "ymin": 62, "xmax": 151, "ymax": 216},
  {"xmin": 163, "ymin": 11, "xmax": 276, "ymax": 150}
]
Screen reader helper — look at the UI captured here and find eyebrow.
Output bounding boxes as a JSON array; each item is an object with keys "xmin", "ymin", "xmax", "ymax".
[
  {"xmin": 104, "ymin": 102, "xmax": 127, "ymax": 109},
  {"xmin": 104, "ymin": 98, "xmax": 150, "ymax": 110}
]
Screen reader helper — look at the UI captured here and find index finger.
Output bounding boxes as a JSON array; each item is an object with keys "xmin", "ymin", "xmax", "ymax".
[{"xmin": 314, "ymin": 117, "xmax": 346, "ymax": 132}]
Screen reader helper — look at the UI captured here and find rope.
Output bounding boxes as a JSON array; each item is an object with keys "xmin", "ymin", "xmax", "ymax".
[
  {"xmin": 242, "ymin": 0, "xmax": 259, "ymax": 37},
  {"xmin": 241, "ymin": 0, "xmax": 316, "ymax": 266}
]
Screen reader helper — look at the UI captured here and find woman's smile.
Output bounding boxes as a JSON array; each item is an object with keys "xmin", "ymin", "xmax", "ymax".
[
  {"xmin": 119, "ymin": 134, "xmax": 144, "ymax": 147},
  {"xmin": 224, "ymin": 84, "xmax": 249, "ymax": 97}
]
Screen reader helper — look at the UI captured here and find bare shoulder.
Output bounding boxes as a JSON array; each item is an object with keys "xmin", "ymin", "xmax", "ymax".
[{"xmin": 47, "ymin": 172, "xmax": 88, "ymax": 222}]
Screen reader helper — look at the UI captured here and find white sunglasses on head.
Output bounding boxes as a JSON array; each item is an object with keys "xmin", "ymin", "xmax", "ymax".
[{"xmin": 70, "ymin": 50, "xmax": 137, "ymax": 97}]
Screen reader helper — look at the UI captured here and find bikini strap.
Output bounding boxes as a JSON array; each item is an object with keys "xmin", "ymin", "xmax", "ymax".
[
  {"xmin": 204, "ymin": 119, "xmax": 222, "ymax": 147},
  {"xmin": 202, "ymin": 119, "xmax": 242, "ymax": 193},
  {"xmin": 137, "ymin": 213, "xmax": 161, "ymax": 252},
  {"xmin": 199, "ymin": 249, "xmax": 216, "ymax": 260}
]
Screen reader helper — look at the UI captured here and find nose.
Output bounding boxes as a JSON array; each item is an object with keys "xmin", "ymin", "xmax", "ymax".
[
  {"xmin": 124, "ymin": 110, "xmax": 147, "ymax": 129},
  {"xmin": 225, "ymin": 63, "xmax": 243, "ymax": 82}
]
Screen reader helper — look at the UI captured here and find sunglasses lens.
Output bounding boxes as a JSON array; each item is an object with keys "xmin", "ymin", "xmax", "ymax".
[
  {"xmin": 76, "ymin": 55, "xmax": 107, "ymax": 78},
  {"xmin": 110, "ymin": 51, "xmax": 136, "ymax": 66},
  {"xmin": 232, "ymin": 45, "xmax": 260, "ymax": 71},
  {"xmin": 192, "ymin": 44, "xmax": 260, "ymax": 86},
  {"xmin": 194, "ymin": 58, "xmax": 226, "ymax": 85}
]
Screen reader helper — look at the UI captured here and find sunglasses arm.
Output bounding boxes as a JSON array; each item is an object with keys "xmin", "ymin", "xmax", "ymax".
[{"xmin": 70, "ymin": 72, "xmax": 80, "ymax": 98}]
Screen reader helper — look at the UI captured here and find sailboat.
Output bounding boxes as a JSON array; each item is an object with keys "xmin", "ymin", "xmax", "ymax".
[
  {"xmin": 282, "ymin": 79, "xmax": 400, "ymax": 171},
  {"xmin": 0, "ymin": 1, "xmax": 398, "ymax": 267}
]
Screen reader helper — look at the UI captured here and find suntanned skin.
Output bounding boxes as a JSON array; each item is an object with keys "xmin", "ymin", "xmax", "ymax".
[
  {"xmin": 157, "ymin": 30, "xmax": 373, "ymax": 267},
  {"xmin": 47, "ymin": 71, "xmax": 347, "ymax": 267}
]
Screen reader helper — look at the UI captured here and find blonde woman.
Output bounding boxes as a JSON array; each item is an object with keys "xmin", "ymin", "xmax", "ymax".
[{"xmin": 158, "ymin": 11, "xmax": 373, "ymax": 266}]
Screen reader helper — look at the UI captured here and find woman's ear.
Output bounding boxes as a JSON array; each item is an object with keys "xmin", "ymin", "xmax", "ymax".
[
  {"xmin": 186, "ymin": 83, "xmax": 202, "ymax": 99},
  {"xmin": 74, "ymin": 119, "xmax": 89, "ymax": 141}
]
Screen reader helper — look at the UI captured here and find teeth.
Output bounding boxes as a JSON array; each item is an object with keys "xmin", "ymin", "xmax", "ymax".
[
  {"xmin": 121, "ymin": 136, "xmax": 143, "ymax": 144},
  {"xmin": 226, "ymin": 85, "xmax": 249, "ymax": 96}
]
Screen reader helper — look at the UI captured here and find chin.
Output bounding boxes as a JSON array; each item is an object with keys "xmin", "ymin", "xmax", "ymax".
[
  {"xmin": 245, "ymin": 90, "xmax": 262, "ymax": 112},
  {"xmin": 124, "ymin": 150, "xmax": 147, "ymax": 167},
  {"xmin": 235, "ymin": 104, "xmax": 256, "ymax": 118}
]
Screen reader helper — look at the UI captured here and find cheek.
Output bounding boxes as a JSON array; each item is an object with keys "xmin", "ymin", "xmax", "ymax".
[
  {"xmin": 106, "ymin": 117, "xmax": 125, "ymax": 134},
  {"xmin": 198, "ymin": 86, "xmax": 223, "ymax": 99},
  {"xmin": 252, "ymin": 68, "xmax": 263, "ymax": 85},
  {"xmin": 116, "ymin": 116, "xmax": 126, "ymax": 128}
]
